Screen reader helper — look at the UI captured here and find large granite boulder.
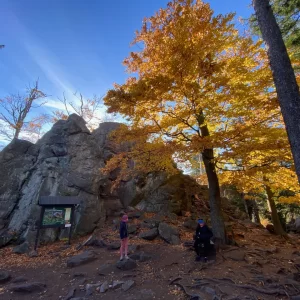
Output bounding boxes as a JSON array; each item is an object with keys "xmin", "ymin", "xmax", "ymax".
[
  {"xmin": 133, "ymin": 173, "xmax": 207, "ymax": 215},
  {"xmin": 66, "ymin": 250, "xmax": 97, "ymax": 268},
  {"xmin": 0, "ymin": 116, "xmax": 124, "ymax": 246},
  {"xmin": 158, "ymin": 222, "xmax": 181, "ymax": 245},
  {"xmin": 139, "ymin": 228, "xmax": 158, "ymax": 241},
  {"xmin": 116, "ymin": 258, "xmax": 137, "ymax": 270}
]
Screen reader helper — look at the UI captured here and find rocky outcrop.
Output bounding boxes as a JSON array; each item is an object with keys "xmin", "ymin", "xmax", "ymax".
[
  {"xmin": 0, "ymin": 115, "xmax": 117, "ymax": 246},
  {"xmin": 132, "ymin": 173, "xmax": 207, "ymax": 215},
  {"xmin": 286, "ymin": 217, "xmax": 300, "ymax": 233},
  {"xmin": 0, "ymin": 114, "xmax": 208, "ymax": 247}
]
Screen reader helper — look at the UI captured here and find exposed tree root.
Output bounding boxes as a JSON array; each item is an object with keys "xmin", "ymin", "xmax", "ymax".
[
  {"xmin": 171, "ymin": 273, "xmax": 300, "ymax": 299},
  {"xmin": 170, "ymin": 278, "xmax": 201, "ymax": 299},
  {"xmin": 193, "ymin": 278, "xmax": 292, "ymax": 296},
  {"xmin": 169, "ymin": 277, "xmax": 182, "ymax": 285}
]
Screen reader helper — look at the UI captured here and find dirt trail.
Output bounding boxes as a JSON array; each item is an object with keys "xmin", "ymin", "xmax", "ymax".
[{"xmin": 1, "ymin": 216, "xmax": 300, "ymax": 300}]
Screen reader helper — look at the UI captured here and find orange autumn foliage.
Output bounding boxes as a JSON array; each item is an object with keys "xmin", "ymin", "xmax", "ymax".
[{"xmin": 103, "ymin": 0, "xmax": 284, "ymax": 186}]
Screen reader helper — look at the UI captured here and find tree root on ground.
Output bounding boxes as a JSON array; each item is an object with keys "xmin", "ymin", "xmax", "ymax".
[
  {"xmin": 284, "ymin": 282, "xmax": 300, "ymax": 294},
  {"xmin": 246, "ymin": 250, "xmax": 266, "ymax": 259},
  {"xmin": 170, "ymin": 276, "xmax": 300, "ymax": 299},
  {"xmin": 169, "ymin": 277, "xmax": 182, "ymax": 285},
  {"xmin": 169, "ymin": 278, "xmax": 202, "ymax": 299},
  {"xmin": 193, "ymin": 277, "xmax": 297, "ymax": 297}
]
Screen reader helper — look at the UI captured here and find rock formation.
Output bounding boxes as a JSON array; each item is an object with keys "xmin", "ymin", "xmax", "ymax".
[
  {"xmin": 0, "ymin": 114, "xmax": 206, "ymax": 248},
  {"xmin": 0, "ymin": 114, "xmax": 107, "ymax": 246}
]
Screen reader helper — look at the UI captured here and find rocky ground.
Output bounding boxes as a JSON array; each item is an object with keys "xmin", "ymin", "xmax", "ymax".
[{"xmin": 1, "ymin": 213, "xmax": 300, "ymax": 300}]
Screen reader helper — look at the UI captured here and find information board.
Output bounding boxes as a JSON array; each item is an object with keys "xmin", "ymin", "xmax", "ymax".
[
  {"xmin": 35, "ymin": 196, "xmax": 80, "ymax": 250},
  {"xmin": 42, "ymin": 207, "xmax": 72, "ymax": 227}
]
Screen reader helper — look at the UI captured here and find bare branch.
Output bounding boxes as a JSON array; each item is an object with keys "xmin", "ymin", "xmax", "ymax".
[
  {"xmin": 0, "ymin": 80, "xmax": 47, "ymax": 141},
  {"xmin": 53, "ymin": 92, "xmax": 104, "ymax": 131}
]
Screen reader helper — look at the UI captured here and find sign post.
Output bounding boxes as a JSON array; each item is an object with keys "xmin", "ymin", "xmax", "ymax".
[{"xmin": 34, "ymin": 196, "xmax": 80, "ymax": 251}]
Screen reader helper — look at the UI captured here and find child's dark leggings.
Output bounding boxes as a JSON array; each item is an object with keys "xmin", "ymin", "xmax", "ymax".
[{"xmin": 194, "ymin": 240, "xmax": 210, "ymax": 257}]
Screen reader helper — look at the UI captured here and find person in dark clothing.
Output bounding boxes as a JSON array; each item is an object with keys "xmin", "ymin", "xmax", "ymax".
[
  {"xmin": 119, "ymin": 214, "xmax": 129, "ymax": 261},
  {"xmin": 194, "ymin": 219, "xmax": 213, "ymax": 262}
]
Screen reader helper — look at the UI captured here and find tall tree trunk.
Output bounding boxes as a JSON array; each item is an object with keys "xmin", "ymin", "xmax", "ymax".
[
  {"xmin": 253, "ymin": 0, "xmax": 300, "ymax": 183},
  {"xmin": 265, "ymin": 184, "xmax": 286, "ymax": 236},
  {"xmin": 252, "ymin": 200, "xmax": 261, "ymax": 224},
  {"xmin": 201, "ymin": 148, "xmax": 226, "ymax": 244},
  {"xmin": 244, "ymin": 192, "xmax": 261, "ymax": 224},
  {"xmin": 244, "ymin": 199, "xmax": 260, "ymax": 223},
  {"xmin": 198, "ymin": 112, "xmax": 226, "ymax": 244},
  {"xmin": 242, "ymin": 193, "xmax": 254, "ymax": 220}
]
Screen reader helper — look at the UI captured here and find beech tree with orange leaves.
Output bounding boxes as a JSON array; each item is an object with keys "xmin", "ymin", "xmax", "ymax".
[
  {"xmin": 218, "ymin": 123, "xmax": 300, "ymax": 236},
  {"xmin": 104, "ymin": 0, "xmax": 280, "ymax": 244}
]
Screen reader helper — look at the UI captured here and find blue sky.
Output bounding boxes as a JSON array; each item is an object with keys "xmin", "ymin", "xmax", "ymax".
[{"xmin": 0, "ymin": 0, "xmax": 254, "ymax": 144}]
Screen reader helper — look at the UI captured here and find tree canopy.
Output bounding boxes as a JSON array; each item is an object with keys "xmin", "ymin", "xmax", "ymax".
[{"xmin": 103, "ymin": 0, "xmax": 289, "ymax": 242}]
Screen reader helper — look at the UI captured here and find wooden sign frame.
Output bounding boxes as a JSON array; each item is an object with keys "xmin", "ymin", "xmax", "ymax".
[{"xmin": 34, "ymin": 196, "xmax": 80, "ymax": 251}]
